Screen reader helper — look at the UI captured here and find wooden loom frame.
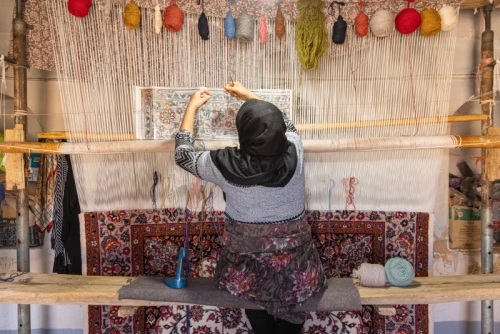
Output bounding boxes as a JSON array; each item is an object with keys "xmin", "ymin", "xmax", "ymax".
[{"xmin": 1, "ymin": 0, "xmax": 497, "ymax": 333}]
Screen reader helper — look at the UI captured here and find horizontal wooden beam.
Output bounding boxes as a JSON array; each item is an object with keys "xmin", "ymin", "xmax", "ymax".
[
  {"xmin": 38, "ymin": 115, "xmax": 488, "ymax": 140},
  {"xmin": 3, "ymin": 135, "xmax": 500, "ymax": 154},
  {"xmin": 1, "ymin": 273, "xmax": 500, "ymax": 306},
  {"xmin": 460, "ymin": 0, "xmax": 500, "ymax": 9},
  {"xmin": 295, "ymin": 114, "xmax": 488, "ymax": 131}
]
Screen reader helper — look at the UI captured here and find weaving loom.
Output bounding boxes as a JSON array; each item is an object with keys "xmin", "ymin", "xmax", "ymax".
[
  {"xmin": 46, "ymin": 0, "xmax": 459, "ymax": 213},
  {"xmin": 5, "ymin": 0, "xmax": 498, "ymax": 333}
]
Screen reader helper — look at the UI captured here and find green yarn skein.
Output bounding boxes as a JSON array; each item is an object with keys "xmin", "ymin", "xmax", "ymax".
[
  {"xmin": 295, "ymin": 0, "xmax": 329, "ymax": 70},
  {"xmin": 385, "ymin": 257, "xmax": 414, "ymax": 287}
]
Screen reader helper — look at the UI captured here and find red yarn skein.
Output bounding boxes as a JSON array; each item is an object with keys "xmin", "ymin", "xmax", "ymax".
[
  {"xmin": 68, "ymin": 0, "xmax": 92, "ymax": 18},
  {"xmin": 355, "ymin": 2, "xmax": 369, "ymax": 37},
  {"xmin": 395, "ymin": 0, "xmax": 421, "ymax": 34},
  {"xmin": 163, "ymin": 0, "xmax": 184, "ymax": 32}
]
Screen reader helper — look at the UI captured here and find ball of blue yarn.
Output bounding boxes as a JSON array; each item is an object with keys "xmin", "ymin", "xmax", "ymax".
[
  {"xmin": 224, "ymin": 10, "xmax": 236, "ymax": 39},
  {"xmin": 385, "ymin": 257, "xmax": 414, "ymax": 287}
]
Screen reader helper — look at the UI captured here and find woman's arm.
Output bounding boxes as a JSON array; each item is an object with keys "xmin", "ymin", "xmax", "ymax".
[
  {"xmin": 179, "ymin": 88, "xmax": 211, "ymax": 133},
  {"xmin": 175, "ymin": 88, "xmax": 211, "ymax": 177},
  {"xmin": 225, "ymin": 82, "xmax": 296, "ymax": 133},
  {"xmin": 224, "ymin": 81, "xmax": 261, "ymax": 101}
]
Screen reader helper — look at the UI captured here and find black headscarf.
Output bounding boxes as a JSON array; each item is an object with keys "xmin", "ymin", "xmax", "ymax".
[{"xmin": 210, "ymin": 99, "xmax": 297, "ymax": 187}]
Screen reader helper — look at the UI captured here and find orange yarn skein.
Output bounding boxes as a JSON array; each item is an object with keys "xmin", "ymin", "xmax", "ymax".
[
  {"xmin": 163, "ymin": 0, "xmax": 184, "ymax": 33},
  {"xmin": 355, "ymin": 2, "xmax": 369, "ymax": 37}
]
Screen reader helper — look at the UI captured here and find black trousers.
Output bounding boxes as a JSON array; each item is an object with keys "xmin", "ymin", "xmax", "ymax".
[{"xmin": 245, "ymin": 309, "xmax": 304, "ymax": 334}]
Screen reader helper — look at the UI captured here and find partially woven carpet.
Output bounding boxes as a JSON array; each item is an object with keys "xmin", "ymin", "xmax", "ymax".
[{"xmin": 83, "ymin": 210, "xmax": 429, "ymax": 333}]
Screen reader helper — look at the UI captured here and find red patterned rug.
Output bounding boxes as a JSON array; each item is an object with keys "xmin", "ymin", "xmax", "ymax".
[{"xmin": 84, "ymin": 210, "xmax": 429, "ymax": 334}]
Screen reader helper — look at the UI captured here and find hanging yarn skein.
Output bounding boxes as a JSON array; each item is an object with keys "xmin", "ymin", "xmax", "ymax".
[
  {"xmin": 439, "ymin": 5, "xmax": 458, "ymax": 32},
  {"xmin": 420, "ymin": 7, "xmax": 441, "ymax": 37},
  {"xmin": 385, "ymin": 257, "xmax": 415, "ymax": 287},
  {"xmin": 370, "ymin": 10, "xmax": 395, "ymax": 38},
  {"xmin": 163, "ymin": 0, "xmax": 184, "ymax": 33},
  {"xmin": 395, "ymin": 0, "xmax": 421, "ymax": 35},
  {"xmin": 224, "ymin": 10, "xmax": 236, "ymax": 39},
  {"xmin": 275, "ymin": 6, "xmax": 286, "ymax": 39},
  {"xmin": 352, "ymin": 263, "xmax": 386, "ymax": 287},
  {"xmin": 198, "ymin": 0, "xmax": 209, "ymax": 40},
  {"xmin": 124, "ymin": 0, "xmax": 141, "ymax": 29},
  {"xmin": 68, "ymin": 0, "xmax": 92, "ymax": 18},
  {"xmin": 355, "ymin": 2, "xmax": 369, "ymax": 37},
  {"xmin": 259, "ymin": 14, "xmax": 267, "ymax": 43},
  {"xmin": 154, "ymin": 4, "xmax": 162, "ymax": 34},
  {"xmin": 236, "ymin": 10, "xmax": 255, "ymax": 42},
  {"xmin": 295, "ymin": 0, "xmax": 329, "ymax": 70},
  {"xmin": 331, "ymin": 1, "xmax": 347, "ymax": 45}
]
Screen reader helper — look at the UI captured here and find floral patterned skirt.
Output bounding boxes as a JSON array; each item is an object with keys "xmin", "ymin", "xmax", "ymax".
[{"xmin": 214, "ymin": 216, "xmax": 327, "ymax": 324}]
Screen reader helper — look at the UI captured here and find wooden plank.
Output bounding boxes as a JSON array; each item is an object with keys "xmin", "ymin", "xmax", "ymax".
[
  {"xmin": 1, "ymin": 273, "xmax": 500, "ymax": 307},
  {"xmin": 486, "ymin": 127, "xmax": 500, "ymax": 181},
  {"xmin": 5, "ymin": 124, "xmax": 25, "ymax": 190},
  {"xmin": 461, "ymin": 0, "xmax": 500, "ymax": 9},
  {"xmin": 5, "ymin": 135, "xmax": 500, "ymax": 155}
]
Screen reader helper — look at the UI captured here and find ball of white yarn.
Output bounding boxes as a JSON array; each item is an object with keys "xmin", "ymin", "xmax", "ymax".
[
  {"xmin": 352, "ymin": 263, "xmax": 386, "ymax": 287},
  {"xmin": 439, "ymin": 5, "xmax": 458, "ymax": 32},
  {"xmin": 370, "ymin": 10, "xmax": 395, "ymax": 38}
]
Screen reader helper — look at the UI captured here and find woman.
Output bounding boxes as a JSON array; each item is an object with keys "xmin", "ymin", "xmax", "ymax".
[{"xmin": 174, "ymin": 82, "xmax": 326, "ymax": 334}]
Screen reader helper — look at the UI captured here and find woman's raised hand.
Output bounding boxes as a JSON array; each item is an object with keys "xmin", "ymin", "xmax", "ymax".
[
  {"xmin": 224, "ymin": 81, "xmax": 259, "ymax": 101},
  {"xmin": 187, "ymin": 88, "xmax": 212, "ymax": 110}
]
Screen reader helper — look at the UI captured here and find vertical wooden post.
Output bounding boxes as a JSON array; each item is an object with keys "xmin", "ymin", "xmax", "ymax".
[
  {"xmin": 480, "ymin": 5, "xmax": 494, "ymax": 334},
  {"xmin": 12, "ymin": 0, "xmax": 30, "ymax": 333}
]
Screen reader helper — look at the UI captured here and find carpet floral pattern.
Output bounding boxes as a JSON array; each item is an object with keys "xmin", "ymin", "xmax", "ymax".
[{"xmin": 84, "ymin": 210, "xmax": 429, "ymax": 333}]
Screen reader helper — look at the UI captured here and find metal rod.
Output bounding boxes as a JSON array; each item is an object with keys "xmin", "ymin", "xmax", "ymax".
[
  {"xmin": 13, "ymin": 0, "xmax": 30, "ymax": 333},
  {"xmin": 480, "ymin": 4, "xmax": 494, "ymax": 334},
  {"xmin": 0, "ymin": 54, "xmax": 17, "ymax": 65}
]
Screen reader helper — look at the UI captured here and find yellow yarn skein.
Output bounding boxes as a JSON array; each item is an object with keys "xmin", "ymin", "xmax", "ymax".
[
  {"xmin": 295, "ymin": 0, "xmax": 329, "ymax": 70},
  {"xmin": 420, "ymin": 8, "xmax": 441, "ymax": 37},
  {"xmin": 124, "ymin": 0, "xmax": 141, "ymax": 30}
]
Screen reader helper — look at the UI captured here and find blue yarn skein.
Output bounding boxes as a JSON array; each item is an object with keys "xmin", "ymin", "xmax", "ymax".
[
  {"xmin": 224, "ymin": 10, "xmax": 236, "ymax": 39},
  {"xmin": 385, "ymin": 257, "xmax": 414, "ymax": 287}
]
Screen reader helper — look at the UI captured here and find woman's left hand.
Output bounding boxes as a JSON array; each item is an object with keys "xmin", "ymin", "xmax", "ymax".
[{"xmin": 187, "ymin": 88, "xmax": 212, "ymax": 111}]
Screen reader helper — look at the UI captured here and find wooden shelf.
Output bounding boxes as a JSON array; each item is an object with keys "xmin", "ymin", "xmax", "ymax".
[{"xmin": 1, "ymin": 273, "xmax": 500, "ymax": 307}]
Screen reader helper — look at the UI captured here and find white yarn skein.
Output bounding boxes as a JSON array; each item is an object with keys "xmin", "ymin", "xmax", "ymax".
[
  {"xmin": 439, "ymin": 5, "xmax": 459, "ymax": 32},
  {"xmin": 155, "ymin": 4, "xmax": 163, "ymax": 34},
  {"xmin": 352, "ymin": 263, "xmax": 386, "ymax": 287},
  {"xmin": 369, "ymin": 10, "xmax": 395, "ymax": 38}
]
